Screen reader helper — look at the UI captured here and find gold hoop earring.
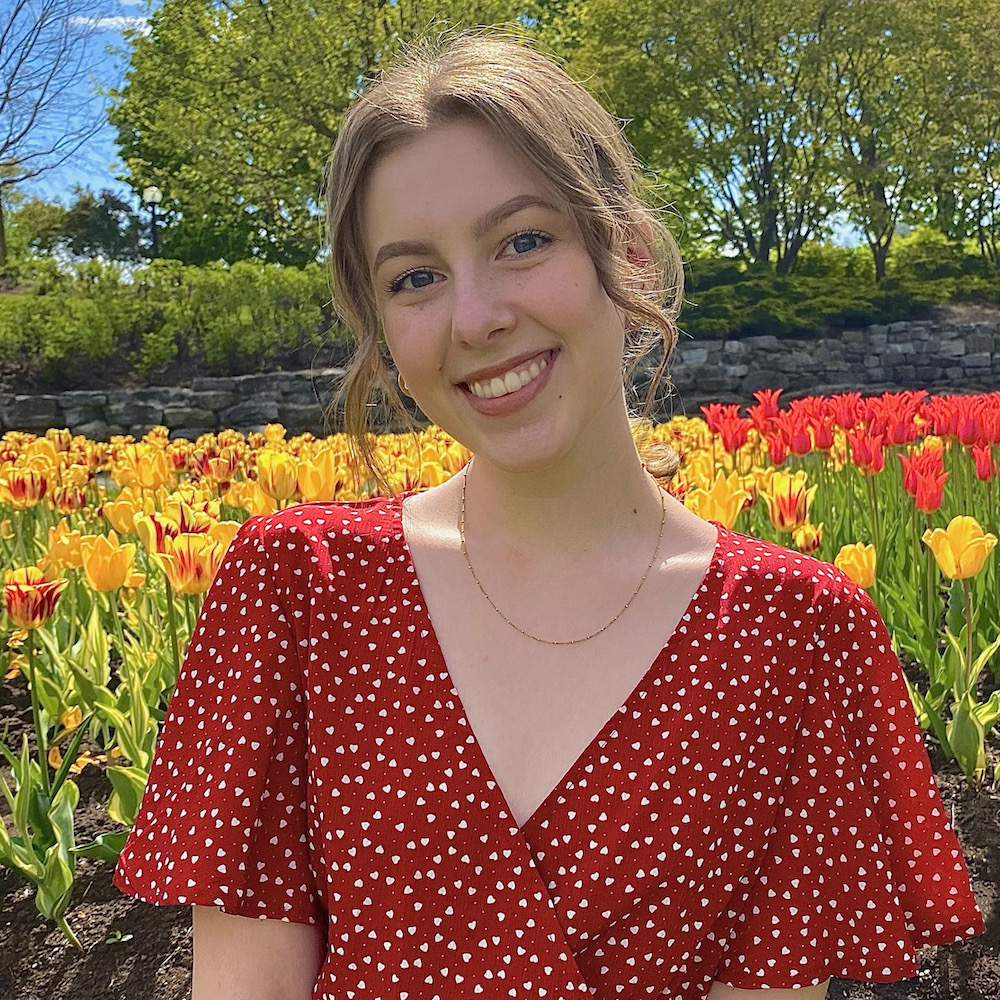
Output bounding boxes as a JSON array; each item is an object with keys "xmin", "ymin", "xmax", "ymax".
[{"xmin": 397, "ymin": 372, "xmax": 411, "ymax": 398}]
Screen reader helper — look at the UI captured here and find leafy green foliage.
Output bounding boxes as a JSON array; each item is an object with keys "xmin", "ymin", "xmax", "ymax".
[
  {"xmin": 678, "ymin": 231, "xmax": 1000, "ymax": 338},
  {"xmin": 0, "ymin": 258, "xmax": 339, "ymax": 380},
  {"xmin": 107, "ymin": 0, "xmax": 532, "ymax": 265}
]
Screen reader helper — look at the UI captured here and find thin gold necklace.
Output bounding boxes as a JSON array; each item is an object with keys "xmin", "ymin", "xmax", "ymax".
[{"xmin": 458, "ymin": 460, "xmax": 667, "ymax": 646}]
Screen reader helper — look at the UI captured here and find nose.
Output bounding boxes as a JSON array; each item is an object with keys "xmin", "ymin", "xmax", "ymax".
[{"xmin": 449, "ymin": 265, "xmax": 517, "ymax": 347}]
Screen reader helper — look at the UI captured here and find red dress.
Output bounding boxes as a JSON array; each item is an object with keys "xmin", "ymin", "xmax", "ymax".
[{"xmin": 114, "ymin": 496, "xmax": 984, "ymax": 998}]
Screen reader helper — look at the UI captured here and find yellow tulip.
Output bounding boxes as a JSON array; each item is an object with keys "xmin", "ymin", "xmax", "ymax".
[
  {"xmin": 792, "ymin": 521, "xmax": 823, "ymax": 554},
  {"xmin": 151, "ymin": 533, "xmax": 226, "ymax": 595},
  {"xmin": 79, "ymin": 531, "xmax": 145, "ymax": 592},
  {"xmin": 684, "ymin": 471, "xmax": 751, "ymax": 529},
  {"xmin": 62, "ymin": 463, "xmax": 91, "ymax": 488},
  {"xmin": 134, "ymin": 511, "xmax": 181, "ymax": 555},
  {"xmin": 170, "ymin": 480, "xmax": 218, "ymax": 507},
  {"xmin": 163, "ymin": 498, "xmax": 215, "ymax": 534},
  {"xmin": 40, "ymin": 519, "xmax": 84, "ymax": 573},
  {"xmin": 133, "ymin": 444, "xmax": 175, "ymax": 491},
  {"xmin": 208, "ymin": 520, "xmax": 242, "ymax": 551},
  {"xmin": 24, "ymin": 437, "xmax": 60, "ymax": 464},
  {"xmin": 0, "ymin": 466, "xmax": 50, "ymax": 508},
  {"xmin": 922, "ymin": 516, "xmax": 998, "ymax": 580},
  {"xmin": 3, "ymin": 566, "xmax": 68, "ymax": 629},
  {"xmin": 264, "ymin": 423, "xmax": 287, "ymax": 445},
  {"xmin": 759, "ymin": 469, "xmax": 817, "ymax": 533},
  {"xmin": 51, "ymin": 484, "xmax": 88, "ymax": 515},
  {"xmin": 834, "ymin": 542, "xmax": 877, "ymax": 589},
  {"xmin": 257, "ymin": 450, "xmax": 298, "ymax": 501},
  {"xmin": 298, "ymin": 447, "xmax": 341, "ymax": 502},
  {"xmin": 102, "ymin": 485, "xmax": 155, "ymax": 535},
  {"xmin": 440, "ymin": 441, "xmax": 471, "ymax": 475},
  {"xmin": 225, "ymin": 478, "xmax": 279, "ymax": 516},
  {"xmin": 50, "ymin": 428, "xmax": 76, "ymax": 451},
  {"xmin": 678, "ymin": 451, "xmax": 714, "ymax": 491},
  {"xmin": 418, "ymin": 459, "xmax": 448, "ymax": 489}
]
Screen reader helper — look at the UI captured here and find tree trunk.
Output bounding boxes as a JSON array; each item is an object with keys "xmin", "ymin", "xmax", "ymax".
[
  {"xmin": 872, "ymin": 239, "xmax": 890, "ymax": 281},
  {"xmin": 0, "ymin": 186, "xmax": 7, "ymax": 268}
]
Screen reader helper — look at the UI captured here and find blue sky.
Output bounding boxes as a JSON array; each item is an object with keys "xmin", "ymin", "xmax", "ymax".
[{"xmin": 18, "ymin": 0, "xmax": 154, "ymax": 209}]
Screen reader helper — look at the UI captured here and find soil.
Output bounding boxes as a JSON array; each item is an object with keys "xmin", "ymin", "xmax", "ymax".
[{"xmin": 1, "ymin": 669, "xmax": 998, "ymax": 1000}]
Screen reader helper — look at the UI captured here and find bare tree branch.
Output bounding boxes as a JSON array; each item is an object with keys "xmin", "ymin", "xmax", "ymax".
[{"xmin": 0, "ymin": 0, "xmax": 122, "ymax": 262}]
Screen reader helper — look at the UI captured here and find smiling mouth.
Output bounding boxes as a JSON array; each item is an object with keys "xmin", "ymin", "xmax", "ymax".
[{"xmin": 464, "ymin": 351, "xmax": 553, "ymax": 399}]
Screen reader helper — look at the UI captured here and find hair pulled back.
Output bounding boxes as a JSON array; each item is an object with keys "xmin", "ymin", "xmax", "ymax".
[{"xmin": 323, "ymin": 28, "xmax": 683, "ymax": 494}]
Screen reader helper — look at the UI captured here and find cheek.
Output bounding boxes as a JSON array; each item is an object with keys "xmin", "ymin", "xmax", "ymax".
[{"xmin": 383, "ymin": 314, "xmax": 441, "ymax": 381}]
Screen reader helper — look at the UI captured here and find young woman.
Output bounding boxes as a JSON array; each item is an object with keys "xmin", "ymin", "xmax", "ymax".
[{"xmin": 114, "ymin": 31, "xmax": 984, "ymax": 1000}]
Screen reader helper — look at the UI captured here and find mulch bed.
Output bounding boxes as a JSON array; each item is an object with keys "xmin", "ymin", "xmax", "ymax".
[{"xmin": 1, "ymin": 668, "xmax": 998, "ymax": 1000}]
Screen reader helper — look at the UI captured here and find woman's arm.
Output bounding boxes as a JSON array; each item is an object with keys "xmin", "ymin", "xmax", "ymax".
[
  {"xmin": 707, "ymin": 980, "xmax": 831, "ymax": 999},
  {"xmin": 192, "ymin": 905, "xmax": 325, "ymax": 1000}
]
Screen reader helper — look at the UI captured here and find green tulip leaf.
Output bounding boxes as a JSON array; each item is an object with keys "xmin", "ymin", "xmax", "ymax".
[
  {"xmin": 947, "ymin": 693, "xmax": 987, "ymax": 783},
  {"xmin": 106, "ymin": 765, "xmax": 149, "ymax": 829}
]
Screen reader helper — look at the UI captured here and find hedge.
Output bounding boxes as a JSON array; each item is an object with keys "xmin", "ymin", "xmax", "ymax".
[{"xmin": 1, "ymin": 230, "xmax": 998, "ymax": 385}]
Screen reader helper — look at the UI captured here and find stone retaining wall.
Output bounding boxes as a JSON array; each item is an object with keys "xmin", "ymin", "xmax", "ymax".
[{"xmin": 2, "ymin": 316, "xmax": 997, "ymax": 440}]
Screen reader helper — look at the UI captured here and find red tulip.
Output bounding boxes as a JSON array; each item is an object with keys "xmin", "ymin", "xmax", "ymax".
[
  {"xmin": 752, "ymin": 387, "xmax": 783, "ymax": 418},
  {"xmin": 767, "ymin": 433, "xmax": 788, "ymax": 466},
  {"xmin": 846, "ymin": 428, "xmax": 885, "ymax": 474},
  {"xmin": 717, "ymin": 413, "xmax": 751, "ymax": 454},
  {"xmin": 972, "ymin": 444, "xmax": 997, "ymax": 482},
  {"xmin": 914, "ymin": 468, "xmax": 949, "ymax": 513}
]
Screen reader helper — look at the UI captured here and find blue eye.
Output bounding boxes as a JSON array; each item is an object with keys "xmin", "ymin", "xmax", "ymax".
[
  {"xmin": 389, "ymin": 269, "xmax": 435, "ymax": 293},
  {"xmin": 507, "ymin": 231, "xmax": 549, "ymax": 255}
]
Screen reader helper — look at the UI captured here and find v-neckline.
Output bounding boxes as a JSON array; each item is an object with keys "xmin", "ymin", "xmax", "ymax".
[{"xmin": 390, "ymin": 493, "xmax": 725, "ymax": 833}]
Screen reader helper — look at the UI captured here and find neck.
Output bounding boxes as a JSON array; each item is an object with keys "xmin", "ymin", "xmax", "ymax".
[{"xmin": 460, "ymin": 421, "xmax": 662, "ymax": 558}]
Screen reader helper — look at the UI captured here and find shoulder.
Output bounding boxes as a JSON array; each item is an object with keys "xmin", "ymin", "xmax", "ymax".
[
  {"xmin": 240, "ymin": 496, "xmax": 403, "ymax": 548},
  {"xmin": 713, "ymin": 523, "xmax": 877, "ymax": 627},
  {"xmin": 230, "ymin": 497, "xmax": 407, "ymax": 586}
]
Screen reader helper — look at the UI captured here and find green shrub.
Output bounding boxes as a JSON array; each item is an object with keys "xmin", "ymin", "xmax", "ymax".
[
  {"xmin": 0, "ymin": 257, "xmax": 337, "ymax": 381},
  {"xmin": 953, "ymin": 275, "xmax": 1000, "ymax": 305}
]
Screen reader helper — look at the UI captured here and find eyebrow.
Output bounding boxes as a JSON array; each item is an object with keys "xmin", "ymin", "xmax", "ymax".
[{"xmin": 371, "ymin": 194, "xmax": 559, "ymax": 275}]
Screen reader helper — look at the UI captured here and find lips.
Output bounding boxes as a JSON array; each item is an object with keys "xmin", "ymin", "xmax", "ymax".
[
  {"xmin": 458, "ymin": 348, "xmax": 558, "ymax": 416},
  {"xmin": 467, "ymin": 353, "xmax": 550, "ymax": 399},
  {"xmin": 458, "ymin": 348, "xmax": 556, "ymax": 389}
]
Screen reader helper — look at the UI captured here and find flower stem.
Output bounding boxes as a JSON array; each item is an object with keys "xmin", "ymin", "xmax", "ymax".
[
  {"xmin": 24, "ymin": 632, "xmax": 51, "ymax": 798},
  {"xmin": 164, "ymin": 577, "xmax": 181, "ymax": 688},
  {"xmin": 108, "ymin": 589, "xmax": 129, "ymax": 669},
  {"xmin": 961, "ymin": 577, "xmax": 974, "ymax": 694}
]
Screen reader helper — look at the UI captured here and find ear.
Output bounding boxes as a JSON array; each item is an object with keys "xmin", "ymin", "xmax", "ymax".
[{"xmin": 624, "ymin": 220, "xmax": 657, "ymax": 295}]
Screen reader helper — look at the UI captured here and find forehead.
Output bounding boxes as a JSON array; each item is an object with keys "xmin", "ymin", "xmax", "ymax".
[{"xmin": 360, "ymin": 119, "xmax": 560, "ymax": 254}]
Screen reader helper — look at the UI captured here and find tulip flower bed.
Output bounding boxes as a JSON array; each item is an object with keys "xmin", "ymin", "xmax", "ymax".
[{"xmin": 1, "ymin": 389, "xmax": 998, "ymax": 1000}]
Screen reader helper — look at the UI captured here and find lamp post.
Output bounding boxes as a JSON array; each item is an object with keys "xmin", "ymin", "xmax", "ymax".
[{"xmin": 143, "ymin": 185, "xmax": 162, "ymax": 257}]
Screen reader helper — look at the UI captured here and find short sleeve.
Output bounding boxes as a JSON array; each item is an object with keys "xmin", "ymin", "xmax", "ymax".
[
  {"xmin": 113, "ymin": 514, "xmax": 325, "ymax": 926},
  {"xmin": 715, "ymin": 575, "xmax": 984, "ymax": 988}
]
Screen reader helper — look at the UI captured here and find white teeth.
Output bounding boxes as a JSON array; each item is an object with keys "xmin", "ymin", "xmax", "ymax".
[{"xmin": 468, "ymin": 355, "xmax": 550, "ymax": 400}]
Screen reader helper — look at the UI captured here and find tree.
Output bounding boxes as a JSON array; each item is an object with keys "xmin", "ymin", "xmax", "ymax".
[
  {"xmin": 918, "ymin": 0, "xmax": 1000, "ymax": 267},
  {"xmin": 37, "ymin": 186, "xmax": 146, "ymax": 261},
  {"xmin": 567, "ymin": 0, "xmax": 843, "ymax": 274},
  {"xmin": 0, "ymin": 0, "xmax": 114, "ymax": 265},
  {"xmin": 1, "ymin": 187, "xmax": 65, "ymax": 260},
  {"xmin": 108, "ymin": 0, "xmax": 533, "ymax": 266},
  {"xmin": 824, "ymin": 0, "xmax": 963, "ymax": 280}
]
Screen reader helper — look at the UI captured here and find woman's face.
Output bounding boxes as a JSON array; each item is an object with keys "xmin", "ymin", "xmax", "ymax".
[{"xmin": 362, "ymin": 117, "xmax": 630, "ymax": 475}]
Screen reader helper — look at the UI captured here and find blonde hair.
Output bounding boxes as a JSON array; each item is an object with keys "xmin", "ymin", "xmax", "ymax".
[{"xmin": 323, "ymin": 28, "xmax": 683, "ymax": 494}]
